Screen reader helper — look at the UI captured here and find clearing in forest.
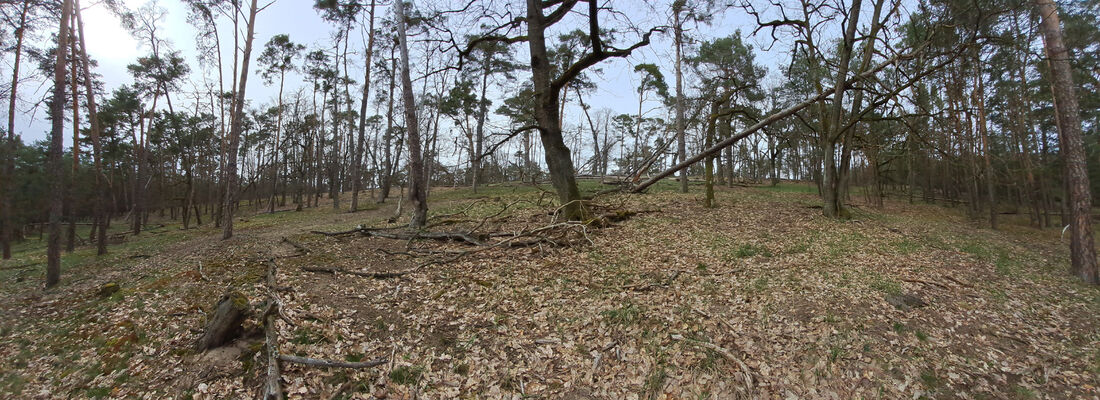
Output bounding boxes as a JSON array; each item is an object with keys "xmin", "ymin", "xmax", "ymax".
[{"xmin": 0, "ymin": 181, "xmax": 1097, "ymax": 399}]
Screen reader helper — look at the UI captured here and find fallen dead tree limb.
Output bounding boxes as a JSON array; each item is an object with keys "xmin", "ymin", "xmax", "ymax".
[
  {"xmin": 278, "ymin": 355, "xmax": 387, "ymax": 369},
  {"xmin": 301, "ymin": 265, "xmax": 422, "ymax": 280},
  {"xmin": 623, "ymin": 270, "xmax": 682, "ymax": 292},
  {"xmin": 311, "ymin": 227, "xmax": 486, "ymax": 246},
  {"xmin": 671, "ymin": 333, "xmax": 754, "ymax": 393},
  {"xmin": 262, "ymin": 259, "xmax": 283, "ymax": 400},
  {"xmin": 280, "ymin": 237, "xmax": 311, "ymax": 254}
]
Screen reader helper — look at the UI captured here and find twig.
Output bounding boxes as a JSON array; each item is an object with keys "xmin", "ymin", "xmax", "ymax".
[
  {"xmin": 943, "ymin": 275, "xmax": 974, "ymax": 289},
  {"xmin": 326, "ymin": 380, "xmax": 354, "ymax": 400},
  {"xmin": 623, "ymin": 270, "xmax": 682, "ymax": 292},
  {"xmin": 278, "ymin": 355, "xmax": 388, "ymax": 369}
]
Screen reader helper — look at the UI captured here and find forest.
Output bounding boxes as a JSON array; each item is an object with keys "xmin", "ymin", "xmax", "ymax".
[{"xmin": 1, "ymin": 0, "xmax": 1099, "ymax": 398}]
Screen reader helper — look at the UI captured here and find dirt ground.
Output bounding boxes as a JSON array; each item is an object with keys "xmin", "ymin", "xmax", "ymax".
[{"xmin": 1, "ymin": 182, "xmax": 1098, "ymax": 399}]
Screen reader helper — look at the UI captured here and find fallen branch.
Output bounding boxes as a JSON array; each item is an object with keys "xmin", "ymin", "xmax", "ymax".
[
  {"xmin": 623, "ymin": 270, "xmax": 682, "ymax": 292},
  {"xmin": 263, "ymin": 258, "xmax": 284, "ymax": 400},
  {"xmin": 312, "ymin": 227, "xmax": 487, "ymax": 246},
  {"xmin": 943, "ymin": 275, "xmax": 974, "ymax": 289},
  {"xmin": 671, "ymin": 333, "xmax": 753, "ymax": 393},
  {"xmin": 278, "ymin": 354, "xmax": 388, "ymax": 369},
  {"xmin": 281, "ymin": 237, "xmax": 311, "ymax": 255}
]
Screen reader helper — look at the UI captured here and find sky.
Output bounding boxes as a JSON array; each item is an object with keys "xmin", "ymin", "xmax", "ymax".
[{"xmin": 11, "ymin": 0, "xmax": 799, "ymax": 165}]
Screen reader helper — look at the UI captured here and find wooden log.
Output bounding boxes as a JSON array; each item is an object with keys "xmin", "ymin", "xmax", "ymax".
[{"xmin": 194, "ymin": 291, "xmax": 250, "ymax": 352}]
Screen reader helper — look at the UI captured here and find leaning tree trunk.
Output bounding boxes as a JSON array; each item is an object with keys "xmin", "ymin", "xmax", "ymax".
[
  {"xmin": 74, "ymin": 0, "xmax": 108, "ymax": 255},
  {"xmin": 1036, "ymin": 0, "xmax": 1098, "ymax": 284}
]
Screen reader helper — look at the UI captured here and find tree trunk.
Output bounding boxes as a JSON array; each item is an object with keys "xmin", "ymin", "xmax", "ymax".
[
  {"xmin": 379, "ymin": 53, "xmax": 396, "ymax": 203},
  {"xmin": 472, "ymin": 53, "xmax": 491, "ymax": 193},
  {"xmin": 222, "ymin": 0, "xmax": 259, "ymax": 240},
  {"xmin": 394, "ymin": 0, "xmax": 427, "ymax": 228},
  {"xmin": 674, "ymin": 5, "xmax": 687, "ymax": 193},
  {"xmin": 46, "ymin": 0, "xmax": 73, "ymax": 288},
  {"xmin": 2, "ymin": 0, "xmax": 30, "ymax": 259},
  {"xmin": 351, "ymin": 2, "xmax": 377, "ymax": 212},
  {"xmin": 526, "ymin": 0, "xmax": 585, "ymax": 220},
  {"xmin": 974, "ymin": 61, "xmax": 997, "ymax": 229},
  {"xmin": 67, "ymin": 12, "xmax": 80, "ymax": 253},
  {"xmin": 1036, "ymin": 0, "xmax": 1098, "ymax": 284},
  {"xmin": 73, "ymin": 0, "xmax": 108, "ymax": 255}
]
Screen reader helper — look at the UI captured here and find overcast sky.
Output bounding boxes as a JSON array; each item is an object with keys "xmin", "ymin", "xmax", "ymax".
[{"xmin": 13, "ymin": 0, "xmax": 797, "ymax": 162}]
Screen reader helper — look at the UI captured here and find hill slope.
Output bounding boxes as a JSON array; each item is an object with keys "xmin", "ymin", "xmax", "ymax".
[{"xmin": 1, "ymin": 182, "xmax": 1097, "ymax": 399}]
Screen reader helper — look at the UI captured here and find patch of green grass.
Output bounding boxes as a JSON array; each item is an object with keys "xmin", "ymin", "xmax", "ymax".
[
  {"xmin": 919, "ymin": 369, "xmax": 943, "ymax": 390},
  {"xmin": 602, "ymin": 303, "xmax": 642, "ymax": 326},
  {"xmin": 690, "ymin": 349, "xmax": 721, "ymax": 372},
  {"xmin": 290, "ymin": 326, "xmax": 328, "ymax": 345},
  {"xmin": 642, "ymin": 364, "xmax": 668, "ymax": 400},
  {"xmin": 825, "ymin": 231, "xmax": 867, "ymax": 260},
  {"xmin": 869, "ymin": 272, "xmax": 901, "ymax": 295},
  {"xmin": 914, "ymin": 330, "xmax": 929, "ymax": 342},
  {"xmin": 786, "ymin": 241, "xmax": 810, "ymax": 254},
  {"xmin": 751, "ymin": 276, "xmax": 770, "ymax": 292},
  {"xmin": 892, "ymin": 322, "xmax": 907, "ymax": 334},
  {"xmin": 1013, "ymin": 385, "xmax": 1036, "ymax": 398},
  {"xmin": 828, "ymin": 346, "xmax": 846, "ymax": 363},
  {"xmin": 733, "ymin": 243, "xmax": 772, "ymax": 258},
  {"xmin": 891, "ymin": 239, "xmax": 921, "ymax": 255},
  {"xmin": 85, "ymin": 387, "xmax": 111, "ymax": 399},
  {"xmin": 389, "ymin": 365, "xmax": 424, "ymax": 386}
]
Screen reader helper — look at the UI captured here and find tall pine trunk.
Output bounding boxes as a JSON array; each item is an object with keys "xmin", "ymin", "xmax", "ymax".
[
  {"xmin": 1036, "ymin": 0, "xmax": 1098, "ymax": 284},
  {"xmin": 2, "ymin": 0, "xmax": 30, "ymax": 259},
  {"xmin": 222, "ymin": 0, "xmax": 259, "ymax": 240},
  {"xmin": 46, "ymin": 0, "xmax": 74, "ymax": 288},
  {"xmin": 351, "ymin": 2, "xmax": 377, "ymax": 212}
]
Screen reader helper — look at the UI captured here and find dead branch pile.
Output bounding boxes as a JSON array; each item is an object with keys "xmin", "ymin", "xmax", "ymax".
[{"xmin": 307, "ymin": 199, "xmax": 654, "ymax": 278}]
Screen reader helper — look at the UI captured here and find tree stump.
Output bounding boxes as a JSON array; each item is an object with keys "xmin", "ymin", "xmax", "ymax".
[{"xmin": 194, "ymin": 291, "xmax": 250, "ymax": 352}]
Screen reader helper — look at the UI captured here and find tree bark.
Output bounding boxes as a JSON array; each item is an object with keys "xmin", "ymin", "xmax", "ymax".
[
  {"xmin": 674, "ymin": 3, "xmax": 687, "ymax": 193},
  {"xmin": 351, "ymin": 2, "xmax": 377, "ymax": 212},
  {"xmin": 46, "ymin": 0, "xmax": 74, "ymax": 288},
  {"xmin": 74, "ymin": 0, "xmax": 108, "ymax": 255},
  {"xmin": 526, "ymin": 0, "xmax": 586, "ymax": 220},
  {"xmin": 1036, "ymin": 0, "xmax": 1098, "ymax": 284},
  {"xmin": 394, "ymin": 0, "xmax": 427, "ymax": 228},
  {"xmin": 222, "ymin": 0, "xmax": 260, "ymax": 240},
  {"xmin": 2, "ymin": 0, "xmax": 30, "ymax": 259}
]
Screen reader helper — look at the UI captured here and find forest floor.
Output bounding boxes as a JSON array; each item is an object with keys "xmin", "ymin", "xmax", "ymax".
[{"xmin": 0, "ymin": 180, "xmax": 1098, "ymax": 400}]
